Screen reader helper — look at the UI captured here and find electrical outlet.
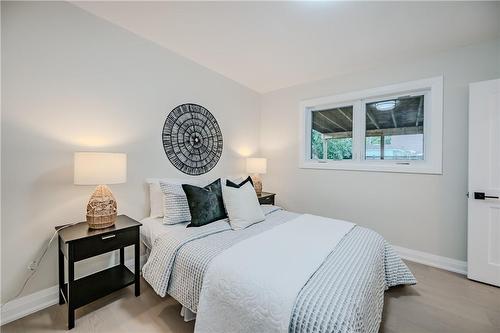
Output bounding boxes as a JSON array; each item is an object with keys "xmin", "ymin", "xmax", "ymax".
[{"xmin": 28, "ymin": 261, "xmax": 38, "ymax": 271}]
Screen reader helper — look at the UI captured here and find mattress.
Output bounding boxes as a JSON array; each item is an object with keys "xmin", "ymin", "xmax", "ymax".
[
  {"xmin": 139, "ymin": 217, "xmax": 188, "ymax": 250},
  {"xmin": 142, "ymin": 208, "xmax": 416, "ymax": 333},
  {"xmin": 140, "ymin": 205, "xmax": 278, "ymax": 249}
]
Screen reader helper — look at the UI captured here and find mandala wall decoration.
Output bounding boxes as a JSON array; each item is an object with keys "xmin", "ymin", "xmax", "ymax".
[{"xmin": 162, "ymin": 104, "xmax": 223, "ymax": 175}]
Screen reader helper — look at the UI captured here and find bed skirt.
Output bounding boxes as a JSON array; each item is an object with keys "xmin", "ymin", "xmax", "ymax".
[{"xmin": 180, "ymin": 306, "xmax": 196, "ymax": 322}]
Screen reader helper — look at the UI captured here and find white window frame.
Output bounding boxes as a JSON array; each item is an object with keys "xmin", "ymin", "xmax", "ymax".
[{"xmin": 299, "ymin": 76, "xmax": 443, "ymax": 174}]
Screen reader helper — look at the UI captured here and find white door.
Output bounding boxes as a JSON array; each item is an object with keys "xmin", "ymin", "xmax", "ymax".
[{"xmin": 468, "ymin": 78, "xmax": 500, "ymax": 286}]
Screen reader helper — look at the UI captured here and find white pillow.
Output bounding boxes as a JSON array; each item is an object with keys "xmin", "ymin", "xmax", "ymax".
[
  {"xmin": 222, "ymin": 181, "xmax": 265, "ymax": 230},
  {"xmin": 148, "ymin": 182, "xmax": 165, "ymax": 218}
]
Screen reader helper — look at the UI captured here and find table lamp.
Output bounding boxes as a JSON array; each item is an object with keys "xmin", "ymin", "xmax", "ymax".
[
  {"xmin": 74, "ymin": 152, "xmax": 127, "ymax": 229},
  {"xmin": 246, "ymin": 157, "xmax": 267, "ymax": 195}
]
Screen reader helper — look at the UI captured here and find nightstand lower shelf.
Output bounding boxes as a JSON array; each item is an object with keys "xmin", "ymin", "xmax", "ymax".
[{"xmin": 61, "ymin": 265, "xmax": 135, "ymax": 309}]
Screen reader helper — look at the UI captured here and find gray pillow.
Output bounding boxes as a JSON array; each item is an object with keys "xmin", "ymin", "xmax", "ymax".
[{"xmin": 159, "ymin": 181, "xmax": 192, "ymax": 224}]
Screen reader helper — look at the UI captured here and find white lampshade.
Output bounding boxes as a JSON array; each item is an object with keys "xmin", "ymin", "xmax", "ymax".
[
  {"xmin": 74, "ymin": 152, "xmax": 127, "ymax": 185},
  {"xmin": 246, "ymin": 157, "xmax": 267, "ymax": 174}
]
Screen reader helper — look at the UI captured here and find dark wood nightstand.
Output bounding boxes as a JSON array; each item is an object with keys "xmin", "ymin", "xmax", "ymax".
[
  {"xmin": 57, "ymin": 215, "xmax": 142, "ymax": 329},
  {"xmin": 257, "ymin": 192, "xmax": 275, "ymax": 205}
]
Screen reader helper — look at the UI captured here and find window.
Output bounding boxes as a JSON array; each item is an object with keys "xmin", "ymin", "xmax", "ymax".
[
  {"xmin": 300, "ymin": 77, "xmax": 443, "ymax": 174},
  {"xmin": 364, "ymin": 95, "xmax": 424, "ymax": 161},
  {"xmin": 311, "ymin": 107, "xmax": 353, "ymax": 160}
]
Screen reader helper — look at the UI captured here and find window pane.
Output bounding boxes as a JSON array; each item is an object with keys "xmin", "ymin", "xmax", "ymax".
[
  {"xmin": 365, "ymin": 95, "xmax": 424, "ymax": 160},
  {"xmin": 311, "ymin": 106, "xmax": 353, "ymax": 160}
]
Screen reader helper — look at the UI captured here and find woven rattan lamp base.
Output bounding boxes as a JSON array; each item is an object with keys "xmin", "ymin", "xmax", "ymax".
[
  {"xmin": 251, "ymin": 175, "xmax": 263, "ymax": 195},
  {"xmin": 86, "ymin": 184, "xmax": 118, "ymax": 229}
]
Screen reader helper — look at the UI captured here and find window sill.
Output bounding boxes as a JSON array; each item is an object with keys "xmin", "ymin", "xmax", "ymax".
[{"xmin": 299, "ymin": 160, "xmax": 442, "ymax": 175}]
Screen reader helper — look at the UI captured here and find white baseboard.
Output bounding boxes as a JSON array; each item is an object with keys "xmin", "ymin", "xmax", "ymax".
[
  {"xmin": 393, "ymin": 245, "xmax": 468, "ymax": 275},
  {"xmin": 0, "ymin": 255, "xmax": 147, "ymax": 326},
  {"xmin": 0, "ymin": 285, "xmax": 59, "ymax": 326},
  {"xmin": 1, "ymin": 247, "xmax": 467, "ymax": 326}
]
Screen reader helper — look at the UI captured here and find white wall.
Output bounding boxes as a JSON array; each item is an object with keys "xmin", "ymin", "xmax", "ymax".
[
  {"xmin": 2, "ymin": 0, "xmax": 500, "ymax": 308},
  {"xmin": 261, "ymin": 39, "xmax": 500, "ymax": 262},
  {"xmin": 1, "ymin": 2, "xmax": 261, "ymax": 302}
]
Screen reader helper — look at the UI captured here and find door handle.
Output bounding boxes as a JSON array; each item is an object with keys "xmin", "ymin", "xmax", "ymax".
[{"xmin": 474, "ymin": 192, "xmax": 499, "ymax": 200}]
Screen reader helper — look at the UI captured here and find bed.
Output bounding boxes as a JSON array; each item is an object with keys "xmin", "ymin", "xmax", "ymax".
[{"xmin": 141, "ymin": 205, "xmax": 416, "ymax": 333}]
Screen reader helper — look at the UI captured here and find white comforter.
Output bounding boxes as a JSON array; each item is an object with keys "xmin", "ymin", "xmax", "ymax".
[{"xmin": 194, "ymin": 214, "xmax": 355, "ymax": 333}]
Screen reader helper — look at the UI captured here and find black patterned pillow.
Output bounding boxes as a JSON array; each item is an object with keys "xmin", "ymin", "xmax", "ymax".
[
  {"xmin": 226, "ymin": 176, "xmax": 254, "ymax": 188},
  {"xmin": 182, "ymin": 178, "xmax": 227, "ymax": 228}
]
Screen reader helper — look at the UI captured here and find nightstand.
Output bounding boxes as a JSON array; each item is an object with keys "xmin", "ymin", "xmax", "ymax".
[
  {"xmin": 257, "ymin": 192, "xmax": 275, "ymax": 205},
  {"xmin": 57, "ymin": 215, "xmax": 142, "ymax": 329}
]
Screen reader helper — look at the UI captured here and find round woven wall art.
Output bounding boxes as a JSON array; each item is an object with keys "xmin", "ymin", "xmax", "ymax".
[{"xmin": 162, "ymin": 103, "xmax": 223, "ymax": 175}]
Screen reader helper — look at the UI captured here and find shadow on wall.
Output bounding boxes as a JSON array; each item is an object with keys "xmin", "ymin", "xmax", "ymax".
[{"xmin": 7, "ymin": 100, "xmax": 141, "ymax": 149}]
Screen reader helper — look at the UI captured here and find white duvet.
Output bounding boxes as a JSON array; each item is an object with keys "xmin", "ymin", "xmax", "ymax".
[{"xmin": 194, "ymin": 214, "xmax": 355, "ymax": 333}]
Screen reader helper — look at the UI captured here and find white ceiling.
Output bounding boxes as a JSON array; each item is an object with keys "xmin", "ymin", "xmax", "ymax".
[{"xmin": 74, "ymin": 1, "xmax": 500, "ymax": 93}]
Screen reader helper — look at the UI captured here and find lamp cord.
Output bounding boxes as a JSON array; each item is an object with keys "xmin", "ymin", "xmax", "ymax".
[{"xmin": 5, "ymin": 222, "xmax": 78, "ymax": 305}]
